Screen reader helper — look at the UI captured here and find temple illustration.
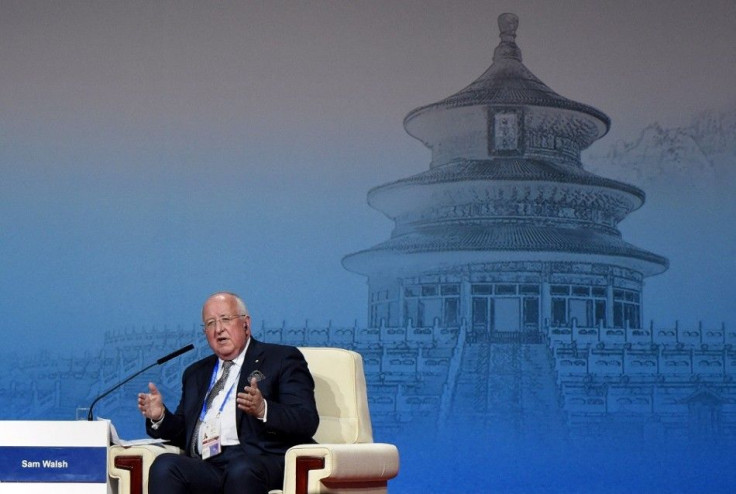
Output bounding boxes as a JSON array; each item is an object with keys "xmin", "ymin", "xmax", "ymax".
[
  {"xmin": 4, "ymin": 13, "xmax": 735, "ymax": 443},
  {"xmin": 343, "ymin": 13, "xmax": 667, "ymax": 340}
]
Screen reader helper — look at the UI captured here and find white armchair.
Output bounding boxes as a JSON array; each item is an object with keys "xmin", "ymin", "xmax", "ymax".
[
  {"xmin": 109, "ymin": 442, "xmax": 180, "ymax": 494},
  {"xmin": 108, "ymin": 347, "xmax": 400, "ymax": 494}
]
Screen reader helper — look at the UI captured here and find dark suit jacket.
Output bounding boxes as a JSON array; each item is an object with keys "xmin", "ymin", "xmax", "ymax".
[{"xmin": 146, "ymin": 339, "xmax": 319, "ymax": 458}]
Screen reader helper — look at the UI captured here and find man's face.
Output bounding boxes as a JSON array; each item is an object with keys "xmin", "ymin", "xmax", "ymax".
[{"xmin": 202, "ymin": 294, "xmax": 251, "ymax": 360}]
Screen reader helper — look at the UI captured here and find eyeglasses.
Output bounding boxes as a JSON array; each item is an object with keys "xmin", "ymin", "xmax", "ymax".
[{"xmin": 202, "ymin": 314, "xmax": 245, "ymax": 332}]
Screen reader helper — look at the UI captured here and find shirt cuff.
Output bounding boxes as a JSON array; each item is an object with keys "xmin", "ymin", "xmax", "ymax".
[
  {"xmin": 259, "ymin": 400, "xmax": 268, "ymax": 422},
  {"xmin": 150, "ymin": 410, "xmax": 165, "ymax": 429}
]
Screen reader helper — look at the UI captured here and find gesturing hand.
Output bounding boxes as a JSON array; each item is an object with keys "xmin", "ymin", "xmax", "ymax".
[
  {"xmin": 137, "ymin": 382, "xmax": 165, "ymax": 421},
  {"xmin": 237, "ymin": 377, "xmax": 265, "ymax": 419}
]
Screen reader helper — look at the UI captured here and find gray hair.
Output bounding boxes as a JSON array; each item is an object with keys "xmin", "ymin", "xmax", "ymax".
[{"xmin": 203, "ymin": 291, "xmax": 249, "ymax": 318}]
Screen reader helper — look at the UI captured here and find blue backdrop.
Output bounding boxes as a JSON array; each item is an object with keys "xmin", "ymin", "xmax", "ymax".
[{"xmin": 2, "ymin": 1, "xmax": 736, "ymax": 492}]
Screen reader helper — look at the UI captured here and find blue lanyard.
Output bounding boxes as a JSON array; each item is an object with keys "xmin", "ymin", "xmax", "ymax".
[{"xmin": 198, "ymin": 360, "xmax": 237, "ymax": 421}]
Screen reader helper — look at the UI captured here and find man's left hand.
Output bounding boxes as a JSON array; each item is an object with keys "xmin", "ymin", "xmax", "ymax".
[{"xmin": 237, "ymin": 377, "xmax": 265, "ymax": 419}]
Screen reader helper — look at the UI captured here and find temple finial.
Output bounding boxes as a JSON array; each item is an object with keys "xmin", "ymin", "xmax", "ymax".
[
  {"xmin": 493, "ymin": 13, "xmax": 522, "ymax": 63},
  {"xmin": 498, "ymin": 13, "xmax": 519, "ymax": 41}
]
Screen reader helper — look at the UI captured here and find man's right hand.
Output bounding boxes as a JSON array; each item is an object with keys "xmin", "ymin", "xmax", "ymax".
[{"xmin": 137, "ymin": 382, "xmax": 165, "ymax": 421}]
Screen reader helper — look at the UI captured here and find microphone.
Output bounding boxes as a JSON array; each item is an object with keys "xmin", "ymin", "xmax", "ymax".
[
  {"xmin": 87, "ymin": 343, "xmax": 194, "ymax": 421},
  {"xmin": 157, "ymin": 344, "xmax": 195, "ymax": 365}
]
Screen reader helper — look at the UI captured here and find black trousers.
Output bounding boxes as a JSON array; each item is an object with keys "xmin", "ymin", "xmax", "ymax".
[{"xmin": 148, "ymin": 446, "xmax": 284, "ymax": 494}]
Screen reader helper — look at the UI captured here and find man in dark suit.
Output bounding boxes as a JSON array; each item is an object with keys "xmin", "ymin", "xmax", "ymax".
[{"xmin": 137, "ymin": 291, "xmax": 319, "ymax": 494}]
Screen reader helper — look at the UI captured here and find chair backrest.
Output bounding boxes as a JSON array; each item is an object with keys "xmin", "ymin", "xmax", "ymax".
[{"xmin": 299, "ymin": 347, "xmax": 373, "ymax": 444}]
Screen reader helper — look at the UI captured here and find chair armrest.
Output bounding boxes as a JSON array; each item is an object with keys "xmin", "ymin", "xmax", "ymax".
[
  {"xmin": 277, "ymin": 443, "xmax": 399, "ymax": 494},
  {"xmin": 109, "ymin": 444, "xmax": 181, "ymax": 494}
]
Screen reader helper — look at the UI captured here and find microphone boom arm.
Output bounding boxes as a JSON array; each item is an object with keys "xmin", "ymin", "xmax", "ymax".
[{"xmin": 86, "ymin": 344, "xmax": 194, "ymax": 421}]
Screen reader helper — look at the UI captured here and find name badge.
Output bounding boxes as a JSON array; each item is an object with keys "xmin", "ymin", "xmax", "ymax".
[{"xmin": 201, "ymin": 417, "xmax": 222, "ymax": 460}]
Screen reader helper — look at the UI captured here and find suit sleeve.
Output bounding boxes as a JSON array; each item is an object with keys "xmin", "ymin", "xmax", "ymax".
[{"xmin": 261, "ymin": 347, "xmax": 319, "ymax": 439}]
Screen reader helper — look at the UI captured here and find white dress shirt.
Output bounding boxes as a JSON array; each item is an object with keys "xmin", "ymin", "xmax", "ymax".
[{"xmin": 199, "ymin": 340, "xmax": 249, "ymax": 447}]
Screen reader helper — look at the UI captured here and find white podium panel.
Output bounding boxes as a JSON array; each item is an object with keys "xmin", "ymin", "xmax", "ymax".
[{"xmin": 0, "ymin": 420, "xmax": 108, "ymax": 494}]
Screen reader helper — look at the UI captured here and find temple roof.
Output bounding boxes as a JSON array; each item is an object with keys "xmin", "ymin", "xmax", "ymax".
[
  {"xmin": 404, "ymin": 13, "xmax": 610, "ymax": 138},
  {"xmin": 357, "ymin": 223, "xmax": 669, "ymax": 275},
  {"xmin": 344, "ymin": 13, "xmax": 668, "ymax": 281},
  {"xmin": 369, "ymin": 158, "xmax": 644, "ymax": 203}
]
